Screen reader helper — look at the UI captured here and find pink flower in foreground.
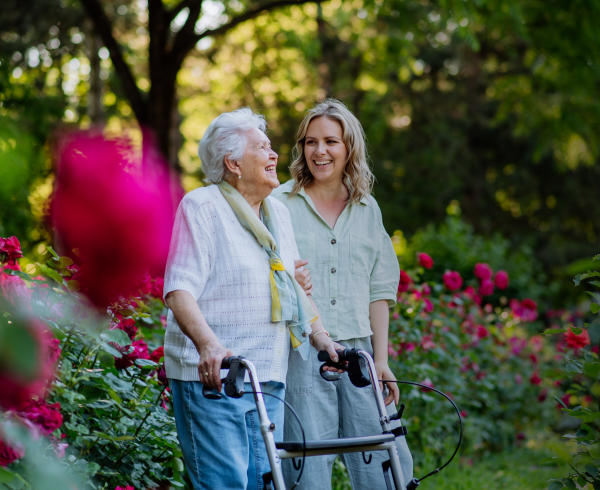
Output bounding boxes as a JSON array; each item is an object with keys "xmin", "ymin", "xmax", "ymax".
[
  {"xmin": 474, "ymin": 263, "xmax": 493, "ymax": 281},
  {"xmin": 0, "ymin": 438, "xmax": 24, "ymax": 467},
  {"xmin": 398, "ymin": 270, "xmax": 412, "ymax": 293},
  {"xmin": 51, "ymin": 133, "xmax": 182, "ymax": 307},
  {"xmin": 494, "ymin": 270, "xmax": 509, "ymax": 290},
  {"xmin": 115, "ymin": 486, "xmax": 135, "ymax": 490},
  {"xmin": 443, "ymin": 271, "xmax": 463, "ymax": 291},
  {"xmin": 479, "ymin": 279, "xmax": 494, "ymax": 296},
  {"xmin": 0, "ymin": 272, "xmax": 31, "ymax": 309},
  {"xmin": 417, "ymin": 253, "xmax": 434, "ymax": 269},
  {"xmin": 18, "ymin": 399, "xmax": 63, "ymax": 435}
]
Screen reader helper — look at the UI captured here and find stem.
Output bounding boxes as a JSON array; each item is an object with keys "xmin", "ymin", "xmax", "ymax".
[{"xmin": 567, "ymin": 461, "xmax": 592, "ymax": 483}]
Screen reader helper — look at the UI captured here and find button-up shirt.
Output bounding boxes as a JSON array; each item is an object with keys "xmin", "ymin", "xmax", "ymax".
[{"xmin": 271, "ymin": 180, "xmax": 400, "ymax": 341}]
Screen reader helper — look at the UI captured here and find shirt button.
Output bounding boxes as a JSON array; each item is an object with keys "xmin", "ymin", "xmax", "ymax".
[
  {"xmin": 293, "ymin": 315, "xmax": 298, "ymax": 322},
  {"xmin": 331, "ymin": 268, "xmax": 336, "ymax": 274},
  {"xmin": 302, "ymin": 332, "xmax": 308, "ymax": 337},
  {"xmin": 277, "ymin": 349, "xmax": 283, "ymax": 355},
  {"xmin": 331, "ymin": 299, "xmax": 336, "ymax": 305},
  {"xmin": 331, "ymin": 239, "xmax": 337, "ymax": 245}
]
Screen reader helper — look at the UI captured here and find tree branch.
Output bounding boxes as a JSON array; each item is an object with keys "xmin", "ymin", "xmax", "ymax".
[
  {"xmin": 78, "ymin": 0, "xmax": 146, "ymax": 122},
  {"xmin": 177, "ymin": 0, "xmax": 315, "ymax": 57},
  {"xmin": 167, "ymin": 0, "xmax": 202, "ymax": 22}
]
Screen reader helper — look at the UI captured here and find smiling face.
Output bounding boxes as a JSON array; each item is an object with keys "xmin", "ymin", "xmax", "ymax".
[
  {"xmin": 238, "ymin": 127, "xmax": 280, "ymax": 192},
  {"xmin": 304, "ymin": 116, "xmax": 349, "ymax": 186}
]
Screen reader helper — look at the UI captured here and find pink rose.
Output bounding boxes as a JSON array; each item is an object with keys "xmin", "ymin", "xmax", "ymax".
[
  {"xmin": 115, "ymin": 486, "xmax": 135, "ymax": 490},
  {"xmin": 421, "ymin": 335, "xmax": 435, "ymax": 350},
  {"xmin": 0, "ymin": 272, "xmax": 31, "ymax": 309},
  {"xmin": 515, "ymin": 373, "xmax": 523, "ymax": 385},
  {"xmin": 420, "ymin": 378, "xmax": 434, "ymax": 392},
  {"xmin": 537, "ymin": 388, "xmax": 548, "ymax": 403},
  {"xmin": 511, "ymin": 298, "xmax": 538, "ymax": 322},
  {"xmin": 53, "ymin": 442, "xmax": 69, "ymax": 458},
  {"xmin": 479, "ymin": 279, "xmax": 494, "ymax": 296},
  {"xmin": 18, "ymin": 399, "xmax": 63, "ymax": 435},
  {"xmin": 115, "ymin": 340, "xmax": 150, "ymax": 369},
  {"xmin": 421, "ymin": 284, "xmax": 431, "ymax": 296},
  {"xmin": 0, "ymin": 437, "xmax": 24, "ymax": 467},
  {"xmin": 529, "ymin": 372, "xmax": 541, "ymax": 385},
  {"xmin": 443, "ymin": 271, "xmax": 463, "ymax": 291},
  {"xmin": 423, "ymin": 298, "xmax": 434, "ymax": 313},
  {"xmin": 398, "ymin": 270, "xmax": 411, "ymax": 293},
  {"xmin": 494, "ymin": 270, "xmax": 509, "ymax": 289},
  {"xmin": 474, "ymin": 263, "xmax": 493, "ymax": 281},
  {"xmin": 152, "ymin": 277, "xmax": 164, "ymax": 300},
  {"xmin": 149, "ymin": 347, "xmax": 164, "ymax": 363},
  {"xmin": 113, "ymin": 318, "xmax": 137, "ymax": 341},
  {"xmin": 417, "ymin": 253, "xmax": 434, "ymax": 269},
  {"xmin": 0, "ymin": 236, "xmax": 23, "ymax": 262},
  {"xmin": 476, "ymin": 325, "xmax": 489, "ymax": 339},
  {"xmin": 564, "ymin": 328, "xmax": 591, "ymax": 349}
]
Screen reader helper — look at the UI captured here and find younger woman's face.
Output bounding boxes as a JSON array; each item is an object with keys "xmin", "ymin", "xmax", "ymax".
[{"xmin": 304, "ymin": 117, "xmax": 348, "ymax": 185}]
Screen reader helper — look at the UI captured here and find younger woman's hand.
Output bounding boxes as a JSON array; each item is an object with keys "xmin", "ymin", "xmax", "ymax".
[
  {"xmin": 375, "ymin": 361, "xmax": 400, "ymax": 406},
  {"xmin": 294, "ymin": 259, "xmax": 313, "ymax": 295}
]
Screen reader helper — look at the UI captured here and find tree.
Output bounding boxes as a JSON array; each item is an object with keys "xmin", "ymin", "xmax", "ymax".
[{"xmin": 78, "ymin": 0, "xmax": 317, "ymax": 168}]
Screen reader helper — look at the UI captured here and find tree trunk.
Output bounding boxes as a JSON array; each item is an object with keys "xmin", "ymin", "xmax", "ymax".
[{"xmin": 84, "ymin": 20, "xmax": 104, "ymax": 125}]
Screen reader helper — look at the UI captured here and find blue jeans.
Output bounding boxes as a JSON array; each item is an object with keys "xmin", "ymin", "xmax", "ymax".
[{"xmin": 170, "ymin": 379, "xmax": 285, "ymax": 490}]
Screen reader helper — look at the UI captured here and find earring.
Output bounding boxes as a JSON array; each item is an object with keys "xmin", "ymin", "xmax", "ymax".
[{"xmin": 238, "ymin": 174, "xmax": 242, "ymax": 179}]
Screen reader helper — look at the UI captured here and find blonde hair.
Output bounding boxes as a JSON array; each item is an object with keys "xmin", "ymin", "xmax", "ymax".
[{"xmin": 289, "ymin": 99, "xmax": 374, "ymax": 204}]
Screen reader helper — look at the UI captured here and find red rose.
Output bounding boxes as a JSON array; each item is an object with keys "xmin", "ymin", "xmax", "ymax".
[
  {"xmin": 443, "ymin": 271, "xmax": 463, "ymax": 291},
  {"xmin": 0, "ymin": 438, "xmax": 24, "ymax": 467},
  {"xmin": 51, "ymin": 133, "xmax": 182, "ymax": 307},
  {"xmin": 529, "ymin": 372, "xmax": 541, "ymax": 385},
  {"xmin": 18, "ymin": 399, "xmax": 63, "ymax": 435},
  {"xmin": 151, "ymin": 277, "xmax": 164, "ymax": 300},
  {"xmin": 0, "ymin": 236, "xmax": 23, "ymax": 262},
  {"xmin": 417, "ymin": 253, "xmax": 434, "ymax": 269},
  {"xmin": 398, "ymin": 270, "xmax": 412, "ymax": 293},
  {"xmin": 423, "ymin": 298, "xmax": 434, "ymax": 313},
  {"xmin": 114, "ymin": 318, "xmax": 137, "ymax": 341},
  {"xmin": 474, "ymin": 263, "xmax": 493, "ymax": 281},
  {"xmin": 421, "ymin": 283, "xmax": 431, "ymax": 296},
  {"xmin": 564, "ymin": 327, "xmax": 591, "ymax": 349},
  {"xmin": 479, "ymin": 279, "xmax": 494, "ymax": 296},
  {"xmin": 537, "ymin": 388, "xmax": 548, "ymax": 403},
  {"xmin": 476, "ymin": 325, "xmax": 489, "ymax": 339},
  {"xmin": 460, "ymin": 411, "xmax": 467, "ymax": 418},
  {"xmin": 150, "ymin": 347, "xmax": 164, "ymax": 363},
  {"xmin": 115, "ymin": 340, "xmax": 150, "ymax": 369},
  {"xmin": 494, "ymin": 270, "xmax": 509, "ymax": 290},
  {"xmin": 510, "ymin": 298, "xmax": 538, "ymax": 322}
]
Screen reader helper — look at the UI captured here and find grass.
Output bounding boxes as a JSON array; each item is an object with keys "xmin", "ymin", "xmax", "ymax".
[{"xmin": 332, "ymin": 445, "xmax": 564, "ymax": 490}]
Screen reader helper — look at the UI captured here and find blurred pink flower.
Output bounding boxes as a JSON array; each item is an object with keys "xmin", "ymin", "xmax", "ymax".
[
  {"xmin": 529, "ymin": 372, "xmax": 541, "ymax": 385},
  {"xmin": 474, "ymin": 263, "xmax": 493, "ymax": 281},
  {"xmin": 417, "ymin": 253, "xmax": 434, "ymax": 269},
  {"xmin": 494, "ymin": 270, "xmax": 509, "ymax": 289},
  {"xmin": 53, "ymin": 442, "xmax": 69, "ymax": 458},
  {"xmin": 51, "ymin": 133, "xmax": 182, "ymax": 307},
  {"xmin": 515, "ymin": 373, "xmax": 523, "ymax": 385},
  {"xmin": 421, "ymin": 335, "xmax": 435, "ymax": 350},
  {"xmin": 115, "ymin": 486, "xmax": 135, "ymax": 490},
  {"xmin": 151, "ymin": 277, "xmax": 164, "ymax": 300},
  {"xmin": 18, "ymin": 399, "xmax": 63, "ymax": 435},
  {"xmin": 476, "ymin": 325, "xmax": 489, "ymax": 339},
  {"xmin": 398, "ymin": 270, "xmax": 412, "ymax": 293},
  {"xmin": 510, "ymin": 298, "xmax": 538, "ymax": 322},
  {"xmin": 0, "ymin": 437, "xmax": 24, "ymax": 467},
  {"xmin": 420, "ymin": 378, "xmax": 434, "ymax": 392},
  {"xmin": 509, "ymin": 336, "xmax": 527, "ymax": 355},
  {"xmin": 0, "ymin": 272, "xmax": 31, "ymax": 309},
  {"xmin": 443, "ymin": 271, "xmax": 462, "ymax": 291},
  {"xmin": 529, "ymin": 335, "xmax": 543, "ymax": 353},
  {"xmin": 423, "ymin": 298, "xmax": 434, "ymax": 313},
  {"xmin": 479, "ymin": 279, "xmax": 494, "ymax": 296},
  {"xmin": 392, "ymin": 312, "xmax": 399, "ymax": 320},
  {"xmin": 537, "ymin": 388, "xmax": 548, "ymax": 403},
  {"xmin": 421, "ymin": 283, "xmax": 431, "ymax": 296}
]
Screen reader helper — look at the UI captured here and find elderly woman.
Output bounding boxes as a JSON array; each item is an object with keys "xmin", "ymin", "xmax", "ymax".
[
  {"xmin": 163, "ymin": 108, "xmax": 338, "ymax": 489},
  {"xmin": 272, "ymin": 100, "xmax": 413, "ymax": 489}
]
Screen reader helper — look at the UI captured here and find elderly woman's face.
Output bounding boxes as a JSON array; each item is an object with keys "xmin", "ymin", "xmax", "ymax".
[{"xmin": 240, "ymin": 128, "xmax": 279, "ymax": 191}]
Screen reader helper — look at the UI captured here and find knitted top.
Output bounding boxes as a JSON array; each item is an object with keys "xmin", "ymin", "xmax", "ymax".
[{"xmin": 163, "ymin": 184, "xmax": 297, "ymax": 384}]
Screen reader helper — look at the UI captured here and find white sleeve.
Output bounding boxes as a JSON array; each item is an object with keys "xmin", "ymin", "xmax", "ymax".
[
  {"xmin": 278, "ymin": 204, "xmax": 301, "ymax": 263},
  {"xmin": 163, "ymin": 199, "xmax": 212, "ymax": 301}
]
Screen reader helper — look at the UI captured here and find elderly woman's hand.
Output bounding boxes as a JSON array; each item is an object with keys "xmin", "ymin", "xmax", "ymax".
[
  {"xmin": 197, "ymin": 341, "xmax": 234, "ymax": 392},
  {"xmin": 312, "ymin": 333, "xmax": 347, "ymax": 373},
  {"xmin": 294, "ymin": 260, "xmax": 313, "ymax": 296}
]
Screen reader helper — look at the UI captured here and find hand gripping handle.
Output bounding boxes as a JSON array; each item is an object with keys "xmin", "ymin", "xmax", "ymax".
[{"xmin": 202, "ymin": 356, "xmax": 246, "ymax": 399}]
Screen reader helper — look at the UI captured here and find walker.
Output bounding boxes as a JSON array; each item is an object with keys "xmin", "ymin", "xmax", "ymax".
[{"xmin": 202, "ymin": 349, "xmax": 462, "ymax": 490}]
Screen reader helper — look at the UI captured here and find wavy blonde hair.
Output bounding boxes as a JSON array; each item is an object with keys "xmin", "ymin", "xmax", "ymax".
[{"xmin": 289, "ymin": 99, "xmax": 374, "ymax": 204}]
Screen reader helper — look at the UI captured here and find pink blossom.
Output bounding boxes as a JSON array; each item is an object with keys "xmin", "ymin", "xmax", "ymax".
[
  {"xmin": 529, "ymin": 372, "xmax": 541, "ymax": 385},
  {"xmin": 149, "ymin": 347, "xmax": 164, "ymax": 363},
  {"xmin": 529, "ymin": 335, "xmax": 543, "ymax": 353},
  {"xmin": 0, "ymin": 437, "xmax": 24, "ymax": 467},
  {"xmin": 421, "ymin": 335, "xmax": 435, "ymax": 350},
  {"xmin": 494, "ymin": 270, "xmax": 509, "ymax": 289},
  {"xmin": 0, "ymin": 272, "xmax": 31, "ymax": 309},
  {"xmin": 160, "ymin": 314, "xmax": 168, "ymax": 328},
  {"xmin": 510, "ymin": 298, "xmax": 538, "ymax": 322},
  {"xmin": 392, "ymin": 312, "xmax": 399, "ymax": 320},
  {"xmin": 151, "ymin": 277, "xmax": 164, "ymax": 300},
  {"xmin": 443, "ymin": 271, "xmax": 462, "ymax": 291},
  {"xmin": 474, "ymin": 263, "xmax": 493, "ymax": 281},
  {"xmin": 417, "ymin": 253, "xmax": 434, "ymax": 269},
  {"xmin": 18, "ymin": 399, "xmax": 63, "ymax": 435},
  {"xmin": 479, "ymin": 279, "xmax": 494, "ymax": 296},
  {"xmin": 113, "ymin": 318, "xmax": 137, "ymax": 341},
  {"xmin": 115, "ymin": 486, "xmax": 135, "ymax": 490},
  {"xmin": 421, "ymin": 283, "xmax": 431, "ymax": 296},
  {"xmin": 115, "ymin": 340, "xmax": 150, "ymax": 369},
  {"xmin": 50, "ymin": 133, "xmax": 182, "ymax": 307},
  {"xmin": 423, "ymin": 298, "xmax": 434, "ymax": 313},
  {"xmin": 508, "ymin": 336, "xmax": 527, "ymax": 355},
  {"xmin": 53, "ymin": 442, "xmax": 69, "ymax": 458},
  {"xmin": 515, "ymin": 373, "xmax": 523, "ymax": 385},
  {"xmin": 537, "ymin": 388, "xmax": 548, "ymax": 403},
  {"xmin": 460, "ymin": 411, "xmax": 467, "ymax": 418},
  {"xmin": 398, "ymin": 270, "xmax": 412, "ymax": 293},
  {"xmin": 476, "ymin": 325, "xmax": 489, "ymax": 339},
  {"xmin": 420, "ymin": 378, "xmax": 434, "ymax": 392},
  {"xmin": 564, "ymin": 328, "xmax": 590, "ymax": 349}
]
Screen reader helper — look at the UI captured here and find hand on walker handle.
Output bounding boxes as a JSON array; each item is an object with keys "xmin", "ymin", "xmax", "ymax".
[
  {"xmin": 313, "ymin": 335, "xmax": 347, "ymax": 373},
  {"xmin": 375, "ymin": 362, "xmax": 400, "ymax": 406},
  {"xmin": 197, "ymin": 341, "xmax": 234, "ymax": 392},
  {"xmin": 294, "ymin": 259, "xmax": 313, "ymax": 296}
]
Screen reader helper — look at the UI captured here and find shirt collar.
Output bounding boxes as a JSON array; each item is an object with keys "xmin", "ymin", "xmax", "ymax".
[{"xmin": 280, "ymin": 180, "xmax": 368, "ymax": 206}]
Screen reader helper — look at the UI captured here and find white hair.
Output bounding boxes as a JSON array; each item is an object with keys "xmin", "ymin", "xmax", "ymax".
[{"xmin": 198, "ymin": 107, "xmax": 267, "ymax": 184}]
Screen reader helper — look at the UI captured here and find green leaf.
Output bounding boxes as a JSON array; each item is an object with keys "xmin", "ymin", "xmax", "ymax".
[
  {"xmin": 585, "ymin": 464, "xmax": 599, "ymax": 477},
  {"xmin": 135, "ymin": 359, "xmax": 158, "ymax": 369},
  {"xmin": 578, "ymin": 476, "xmax": 587, "ymax": 487},
  {"xmin": 571, "ymin": 327, "xmax": 583, "ymax": 335},
  {"xmin": 562, "ymin": 479, "xmax": 576, "ymax": 490},
  {"xmin": 45, "ymin": 245, "xmax": 59, "ymax": 259},
  {"xmin": 592, "ymin": 303, "xmax": 600, "ymax": 314},
  {"xmin": 100, "ymin": 329, "xmax": 132, "ymax": 347},
  {"xmin": 0, "ymin": 467, "xmax": 15, "ymax": 484},
  {"xmin": 555, "ymin": 396, "xmax": 569, "ymax": 409},
  {"xmin": 549, "ymin": 482, "xmax": 563, "ymax": 490},
  {"xmin": 114, "ymin": 435, "xmax": 135, "ymax": 441},
  {"xmin": 589, "ymin": 281, "xmax": 600, "ymax": 288},
  {"xmin": 5, "ymin": 269, "xmax": 31, "ymax": 281},
  {"xmin": 584, "ymin": 363, "xmax": 600, "ymax": 379},
  {"xmin": 104, "ymin": 373, "xmax": 133, "ymax": 392},
  {"xmin": 566, "ymin": 363, "xmax": 583, "ymax": 374},
  {"xmin": 543, "ymin": 329, "xmax": 567, "ymax": 335},
  {"xmin": 59, "ymin": 256, "xmax": 74, "ymax": 267},
  {"xmin": 575, "ymin": 274, "xmax": 582, "ymax": 286},
  {"xmin": 100, "ymin": 342, "xmax": 123, "ymax": 358},
  {"xmin": 37, "ymin": 263, "xmax": 64, "ymax": 284},
  {"xmin": 586, "ymin": 291, "xmax": 600, "ymax": 304},
  {"xmin": 582, "ymin": 412, "xmax": 600, "ymax": 423},
  {"xmin": 173, "ymin": 457, "xmax": 184, "ymax": 472}
]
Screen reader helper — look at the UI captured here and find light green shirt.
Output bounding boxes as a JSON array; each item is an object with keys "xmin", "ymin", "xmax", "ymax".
[{"xmin": 271, "ymin": 180, "xmax": 400, "ymax": 341}]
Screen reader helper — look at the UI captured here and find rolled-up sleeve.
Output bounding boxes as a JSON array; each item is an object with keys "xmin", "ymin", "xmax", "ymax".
[
  {"xmin": 163, "ymin": 199, "xmax": 212, "ymax": 301},
  {"xmin": 369, "ymin": 228, "xmax": 400, "ymax": 307}
]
